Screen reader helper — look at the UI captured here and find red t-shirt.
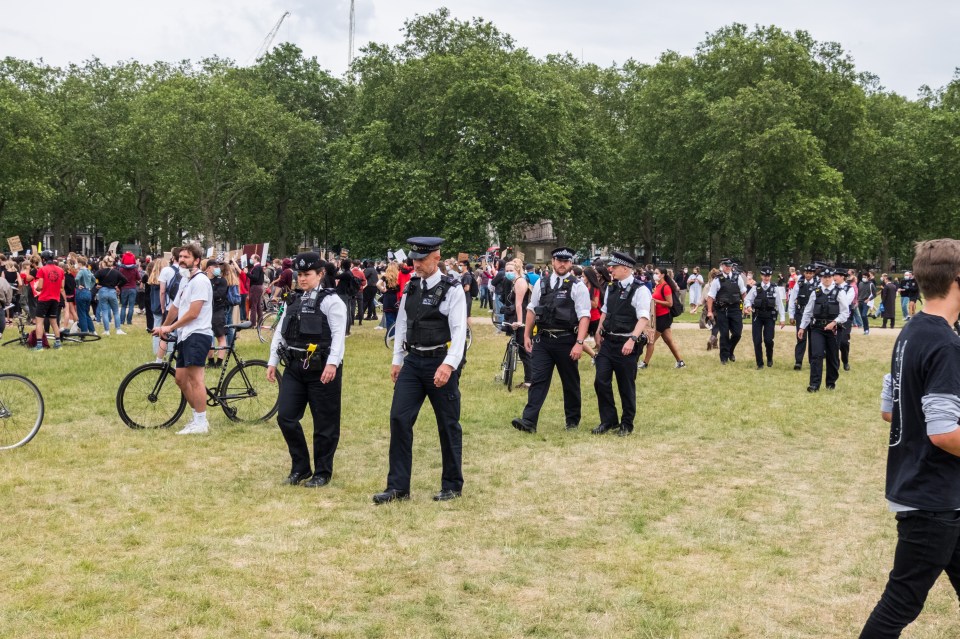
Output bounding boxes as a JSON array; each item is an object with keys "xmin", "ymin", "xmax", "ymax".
[
  {"xmin": 652, "ymin": 281, "xmax": 672, "ymax": 317},
  {"xmin": 36, "ymin": 264, "xmax": 65, "ymax": 302},
  {"xmin": 589, "ymin": 287, "xmax": 601, "ymax": 322}
]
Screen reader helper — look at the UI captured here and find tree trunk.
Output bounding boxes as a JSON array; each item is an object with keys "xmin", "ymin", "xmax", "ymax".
[
  {"xmin": 880, "ymin": 236, "xmax": 890, "ymax": 273},
  {"xmin": 744, "ymin": 229, "xmax": 757, "ymax": 272},
  {"xmin": 137, "ymin": 187, "xmax": 151, "ymax": 253}
]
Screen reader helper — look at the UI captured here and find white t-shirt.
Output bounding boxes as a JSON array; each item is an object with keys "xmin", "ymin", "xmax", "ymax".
[
  {"xmin": 172, "ymin": 271, "xmax": 213, "ymax": 342},
  {"xmin": 159, "ymin": 265, "xmax": 177, "ymax": 302}
]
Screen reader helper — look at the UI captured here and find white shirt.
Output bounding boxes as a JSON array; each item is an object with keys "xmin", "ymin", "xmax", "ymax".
[
  {"xmin": 171, "ymin": 271, "xmax": 213, "ymax": 342},
  {"xmin": 392, "ymin": 270, "xmax": 468, "ymax": 369},
  {"xmin": 743, "ymin": 281, "xmax": 786, "ymax": 323},
  {"xmin": 527, "ymin": 273, "xmax": 592, "ymax": 320},
  {"xmin": 268, "ymin": 288, "xmax": 348, "ymax": 367},
  {"xmin": 159, "ymin": 265, "xmax": 177, "ymax": 304},
  {"xmin": 706, "ymin": 272, "xmax": 747, "ymax": 300},
  {"xmin": 600, "ymin": 275, "xmax": 652, "ymax": 322},
  {"xmin": 788, "ymin": 276, "xmax": 816, "ymax": 317},
  {"xmin": 799, "ymin": 283, "xmax": 851, "ymax": 329}
]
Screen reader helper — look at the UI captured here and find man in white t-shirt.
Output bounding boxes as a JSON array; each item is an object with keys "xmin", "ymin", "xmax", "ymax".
[{"xmin": 153, "ymin": 244, "xmax": 214, "ymax": 434}]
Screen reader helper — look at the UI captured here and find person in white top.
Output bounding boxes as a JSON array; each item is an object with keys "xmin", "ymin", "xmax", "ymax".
[
  {"xmin": 743, "ymin": 266, "xmax": 786, "ymax": 369},
  {"xmin": 687, "ymin": 266, "xmax": 704, "ymax": 312},
  {"xmin": 153, "ymin": 244, "xmax": 213, "ymax": 434},
  {"xmin": 797, "ymin": 267, "xmax": 851, "ymax": 392}
]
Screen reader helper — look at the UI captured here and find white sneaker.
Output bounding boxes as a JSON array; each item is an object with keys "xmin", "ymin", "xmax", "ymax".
[
  {"xmin": 102, "ymin": 330, "xmax": 111, "ymax": 336},
  {"xmin": 115, "ymin": 328, "xmax": 127, "ymax": 335},
  {"xmin": 374, "ymin": 326, "xmax": 385, "ymax": 331},
  {"xmin": 638, "ymin": 361, "xmax": 648, "ymax": 369},
  {"xmin": 154, "ymin": 358, "xmax": 164, "ymax": 364},
  {"xmin": 176, "ymin": 421, "xmax": 208, "ymax": 435}
]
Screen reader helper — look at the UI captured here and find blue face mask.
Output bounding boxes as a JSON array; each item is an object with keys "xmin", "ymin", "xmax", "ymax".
[
  {"xmin": 213, "ymin": 268, "xmax": 222, "ymax": 277},
  {"xmin": 505, "ymin": 272, "xmax": 517, "ymax": 281}
]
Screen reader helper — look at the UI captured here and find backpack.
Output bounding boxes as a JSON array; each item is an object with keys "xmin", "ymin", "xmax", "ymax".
[
  {"xmin": 669, "ymin": 282, "xmax": 684, "ymax": 317},
  {"xmin": 227, "ymin": 284, "xmax": 241, "ymax": 305},
  {"xmin": 166, "ymin": 270, "xmax": 182, "ymax": 303}
]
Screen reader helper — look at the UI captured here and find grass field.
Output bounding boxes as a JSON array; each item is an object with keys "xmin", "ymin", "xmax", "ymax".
[{"xmin": 1, "ymin": 309, "xmax": 957, "ymax": 638}]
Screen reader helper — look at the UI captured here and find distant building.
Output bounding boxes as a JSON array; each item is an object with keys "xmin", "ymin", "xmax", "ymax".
[{"xmin": 514, "ymin": 220, "xmax": 557, "ymax": 265}]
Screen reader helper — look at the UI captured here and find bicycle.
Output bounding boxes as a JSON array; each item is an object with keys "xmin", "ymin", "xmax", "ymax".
[
  {"xmin": 116, "ymin": 321, "xmax": 282, "ymax": 429},
  {"xmin": 0, "ymin": 373, "xmax": 44, "ymax": 449},
  {"xmin": 493, "ymin": 318, "xmax": 524, "ymax": 392},
  {"xmin": 257, "ymin": 297, "xmax": 284, "ymax": 343},
  {"xmin": 1, "ymin": 310, "xmax": 101, "ymax": 347},
  {"xmin": 385, "ymin": 323, "xmax": 473, "ymax": 351}
]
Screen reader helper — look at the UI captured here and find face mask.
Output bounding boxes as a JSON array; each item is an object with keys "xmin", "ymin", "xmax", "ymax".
[
  {"xmin": 653, "ymin": 273, "xmax": 661, "ymax": 282},
  {"xmin": 213, "ymin": 268, "xmax": 221, "ymax": 277},
  {"xmin": 179, "ymin": 266, "xmax": 191, "ymax": 278},
  {"xmin": 862, "ymin": 277, "xmax": 867, "ymax": 282},
  {"xmin": 505, "ymin": 272, "xmax": 516, "ymax": 281}
]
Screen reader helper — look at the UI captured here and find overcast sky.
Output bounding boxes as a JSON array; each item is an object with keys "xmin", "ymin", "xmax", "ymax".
[{"xmin": 3, "ymin": 1, "xmax": 957, "ymax": 97}]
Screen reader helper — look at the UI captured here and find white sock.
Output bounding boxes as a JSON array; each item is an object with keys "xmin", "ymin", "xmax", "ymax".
[
  {"xmin": 195, "ymin": 411, "xmax": 207, "ymax": 424},
  {"xmin": 191, "ymin": 408, "xmax": 198, "ymax": 420}
]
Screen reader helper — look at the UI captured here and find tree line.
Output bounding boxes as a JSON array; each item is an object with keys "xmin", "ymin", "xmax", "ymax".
[{"xmin": 2, "ymin": 8, "xmax": 958, "ymax": 270}]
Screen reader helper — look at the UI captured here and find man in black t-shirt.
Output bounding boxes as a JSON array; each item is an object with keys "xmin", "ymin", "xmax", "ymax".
[{"xmin": 860, "ymin": 239, "xmax": 960, "ymax": 638}]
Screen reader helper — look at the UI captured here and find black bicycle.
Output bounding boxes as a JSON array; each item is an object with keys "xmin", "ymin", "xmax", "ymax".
[
  {"xmin": 116, "ymin": 321, "xmax": 281, "ymax": 429},
  {"xmin": 1, "ymin": 311, "xmax": 101, "ymax": 347},
  {"xmin": 493, "ymin": 318, "xmax": 524, "ymax": 392},
  {"xmin": 0, "ymin": 373, "xmax": 44, "ymax": 449}
]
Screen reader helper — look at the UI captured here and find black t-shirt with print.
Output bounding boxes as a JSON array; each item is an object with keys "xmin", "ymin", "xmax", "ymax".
[{"xmin": 887, "ymin": 312, "xmax": 960, "ymax": 510}]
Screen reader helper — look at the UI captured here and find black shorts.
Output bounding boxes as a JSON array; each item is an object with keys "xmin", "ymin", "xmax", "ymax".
[
  {"xmin": 36, "ymin": 299, "xmax": 60, "ymax": 319},
  {"xmin": 211, "ymin": 312, "xmax": 226, "ymax": 338},
  {"xmin": 176, "ymin": 333, "xmax": 212, "ymax": 368},
  {"xmin": 655, "ymin": 313, "xmax": 673, "ymax": 333},
  {"xmin": 588, "ymin": 319, "xmax": 600, "ymax": 336}
]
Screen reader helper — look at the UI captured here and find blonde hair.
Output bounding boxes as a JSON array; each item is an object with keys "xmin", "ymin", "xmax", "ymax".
[
  {"xmin": 101, "ymin": 255, "xmax": 115, "ymax": 267},
  {"xmin": 147, "ymin": 258, "xmax": 165, "ymax": 285},
  {"xmin": 507, "ymin": 258, "xmax": 523, "ymax": 273},
  {"xmin": 223, "ymin": 262, "xmax": 239, "ymax": 286},
  {"xmin": 382, "ymin": 263, "xmax": 399, "ymax": 289}
]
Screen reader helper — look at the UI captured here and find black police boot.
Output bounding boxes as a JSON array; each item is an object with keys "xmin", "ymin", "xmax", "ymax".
[
  {"xmin": 843, "ymin": 363, "xmax": 850, "ymax": 371},
  {"xmin": 432, "ymin": 489, "xmax": 461, "ymax": 502},
  {"xmin": 511, "ymin": 418, "xmax": 536, "ymax": 434},
  {"xmin": 806, "ymin": 385, "xmax": 819, "ymax": 393},
  {"xmin": 591, "ymin": 423, "xmax": 616, "ymax": 435},
  {"xmin": 729, "ymin": 354, "xmax": 736, "ymax": 362},
  {"xmin": 794, "ymin": 363, "xmax": 802, "ymax": 371},
  {"xmin": 303, "ymin": 474, "xmax": 331, "ymax": 488},
  {"xmin": 616, "ymin": 425, "xmax": 633, "ymax": 437},
  {"xmin": 767, "ymin": 359, "xmax": 773, "ymax": 367},
  {"xmin": 565, "ymin": 421, "xmax": 579, "ymax": 431},
  {"xmin": 372, "ymin": 489, "xmax": 410, "ymax": 505},
  {"xmin": 826, "ymin": 384, "xmax": 836, "ymax": 390},
  {"xmin": 285, "ymin": 470, "xmax": 312, "ymax": 485},
  {"xmin": 756, "ymin": 363, "xmax": 764, "ymax": 370}
]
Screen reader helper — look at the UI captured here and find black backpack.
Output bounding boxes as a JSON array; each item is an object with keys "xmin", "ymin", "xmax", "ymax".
[
  {"xmin": 669, "ymin": 282, "xmax": 684, "ymax": 317},
  {"xmin": 166, "ymin": 270, "xmax": 182, "ymax": 303}
]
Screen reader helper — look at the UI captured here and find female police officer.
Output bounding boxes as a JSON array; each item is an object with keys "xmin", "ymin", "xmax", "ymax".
[{"xmin": 266, "ymin": 252, "xmax": 348, "ymax": 487}]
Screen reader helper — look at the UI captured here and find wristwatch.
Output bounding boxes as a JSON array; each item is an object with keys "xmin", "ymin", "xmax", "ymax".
[
  {"xmin": 576, "ymin": 339, "xmax": 585, "ymax": 345},
  {"xmin": 629, "ymin": 335, "xmax": 639, "ymax": 342}
]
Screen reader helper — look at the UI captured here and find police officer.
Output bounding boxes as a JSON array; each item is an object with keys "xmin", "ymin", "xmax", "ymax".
[
  {"xmin": 743, "ymin": 266, "xmax": 786, "ymax": 369},
  {"xmin": 788, "ymin": 264, "xmax": 818, "ymax": 370},
  {"xmin": 267, "ymin": 252, "xmax": 348, "ymax": 487},
  {"xmin": 511, "ymin": 247, "xmax": 592, "ymax": 434},
  {"xmin": 373, "ymin": 237, "xmax": 467, "ymax": 504},
  {"xmin": 591, "ymin": 252, "xmax": 652, "ymax": 437},
  {"xmin": 705, "ymin": 258, "xmax": 747, "ymax": 364},
  {"xmin": 834, "ymin": 268, "xmax": 855, "ymax": 371},
  {"xmin": 798, "ymin": 267, "xmax": 850, "ymax": 392}
]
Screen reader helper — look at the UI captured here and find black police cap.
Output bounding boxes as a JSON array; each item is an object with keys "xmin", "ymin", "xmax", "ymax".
[
  {"xmin": 719, "ymin": 257, "xmax": 734, "ymax": 266},
  {"xmin": 759, "ymin": 266, "xmax": 773, "ymax": 276},
  {"xmin": 608, "ymin": 251, "xmax": 636, "ymax": 268},
  {"xmin": 294, "ymin": 252, "xmax": 322, "ymax": 272},
  {"xmin": 407, "ymin": 237, "xmax": 444, "ymax": 259},
  {"xmin": 551, "ymin": 246, "xmax": 575, "ymax": 261}
]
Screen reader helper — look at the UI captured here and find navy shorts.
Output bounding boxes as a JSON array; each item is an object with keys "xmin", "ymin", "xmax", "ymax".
[
  {"xmin": 36, "ymin": 299, "xmax": 61, "ymax": 319},
  {"xmin": 176, "ymin": 333, "xmax": 212, "ymax": 368}
]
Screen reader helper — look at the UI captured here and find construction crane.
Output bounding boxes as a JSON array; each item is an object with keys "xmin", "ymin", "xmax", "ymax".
[
  {"xmin": 348, "ymin": 0, "xmax": 356, "ymax": 67},
  {"xmin": 252, "ymin": 11, "xmax": 290, "ymax": 63}
]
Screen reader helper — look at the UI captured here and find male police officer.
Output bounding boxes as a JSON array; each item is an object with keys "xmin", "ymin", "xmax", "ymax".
[
  {"xmin": 705, "ymin": 258, "xmax": 747, "ymax": 364},
  {"xmin": 743, "ymin": 266, "xmax": 786, "ymax": 369},
  {"xmin": 798, "ymin": 267, "xmax": 850, "ymax": 392},
  {"xmin": 512, "ymin": 247, "xmax": 591, "ymax": 434},
  {"xmin": 834, "ymin": 268, "xmax": 855, "ymax": 372},
  {"xmin": 591, "ymin": 252, "xmax": 652, "ymax": 436},
  {"xmin": 267, "ymin": 252, "xmax": 348, "ymax": 487},
  {"xmin": 788, "ymin": 264, "xmax": 818, "ymax": 370},
  {"xmin": 374, "ymin": 237, "xmax": 467, "ymax": 504}
]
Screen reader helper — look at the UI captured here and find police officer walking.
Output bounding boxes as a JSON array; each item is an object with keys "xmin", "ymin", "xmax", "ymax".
[
  {"xmin": 797, "ymin": 267, "xmax": 850, "ymax": 392},
  {"xmin": 743, "ymin": 266, "xmax": 786, "ymax": 369},
  {"xmin": 512, "ymin": 247, "xmax": 591, "ymax": 434},
  {"xmin": 834, "ymin": 269, "xmax": 855, "ymax": 371},
  {"xmin": 705, "ymin": 258, "xmax": 747, "ymax": 365},
  {"xmin": 591, "ymin": 252, "xmax": 652, "ymax": 437},
  {"xmin": 373, "ymin": 237, "xmax": 467, "ymax": 504},
  {"xmin": 788, "ymin": 264, "xmax": 818, "ymax": 370},
  {"xmin": 267, "ymin": 252, "xmax": 348, "ymax": 487}
]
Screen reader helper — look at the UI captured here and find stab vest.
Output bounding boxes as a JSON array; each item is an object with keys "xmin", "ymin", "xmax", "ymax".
[
  {"xmin": 536, "ymin": 276, "xmax": 578, "ymax": 331},
  {"xmin": 753, "ymin": 283, "xmax": 778, "ymax": 318},
  {"xmin": 602, "ymin": 280, "xmax": 642, "ymax": 333},
  {"xmin": 716, "ymin": 274, "xmax": 741, "ymax": 306},
  {"xmin": 404, "ymin": 275, "xmax": 458, "ymax": 347},
  {"xmin": 795, "ymin": 278, "xmax": 816, "ymax": 316},
  {"xmin": 813, "ymin": 286, "xmax": 842, "ymax": 321},
  {"xmin": 281, "ymin": 288, "xmax": 335, "ymax": 352},
  {"xmin": 841, "ymin": 283, "xmax": 855, "ymax": 312}
]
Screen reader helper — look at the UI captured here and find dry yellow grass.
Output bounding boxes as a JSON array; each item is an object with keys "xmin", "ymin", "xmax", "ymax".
[{"xmin": 0, "ymin": 311, "xmax": 956, "ymax": 638}]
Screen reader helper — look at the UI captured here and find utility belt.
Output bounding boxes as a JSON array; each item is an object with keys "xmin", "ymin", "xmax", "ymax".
[
  {"xmin": 279, "ymin": 344, "xmax": 330, "ymax": 371},
  {"xmin": 811, "ymin": 319, "xmax": 836, "ymax": 329},
  {"xmin": 715, "ymin": 302, "xmax": 739, "ymax": 310},
  {"xmin": 404, "ymin": 342, "xmax": 448, "ymax": 358},
  {"xmin": 600, "ymin": 328, "xmax": 646, "ymax": 345},
  {"xmin": 537, "ymin": 328, "xmax": 576, "ymax": 340}
]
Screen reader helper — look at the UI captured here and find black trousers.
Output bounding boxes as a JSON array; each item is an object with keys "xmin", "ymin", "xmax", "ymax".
[
  {"xmin": 362, "ymin": 286, "xmax": 377, "ymax": 319},
  {"xmin": 794, "ymin": 313, "xmax": 811, "ymax": 366},
  {"xmin": 860, "ymin": 510, "xmax": 960, "ymax": 638},
  {"xmin": 752, "ymin": 314, "xmax": 775, "ymax": 366},
  {"xmin": 594, "ymin": 337, "xmax": 640, "ymax": 430},
  {"xmin": 276, "ymin": 362, "xmax": 343, "ymax": 478},
  {"xmin": 808, "ymin": 325, "xmax": 839, "ymax": 389},
  {"xmin": 521, "ymin": 333, "xmax": 581, "ymax": 428},
  {"xmin": 387, "ymin": 353, "xmax": 463, "ymax": 493},
  {"xmin": 715, "ymin": 305, "xmax": 742, "ymax": 362},
  {"xmin": 839, "ymin": 319, "xmax": 853, "ymax": 366}
]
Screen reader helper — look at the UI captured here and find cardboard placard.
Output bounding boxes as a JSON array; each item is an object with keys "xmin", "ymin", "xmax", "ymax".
[
  {"xmin": 162, "ymin": 251, "xmax": 173, "ymax": 262},
  {"xmin": 394, "ymin": 249, "xmax": 407, "ymax": 262},
  {"xmin": 340, "ymin": 248, "xmax": 349, "ymax": 259},
  {"xmin": 31, "ymin": 245, "xmax": 38, "ymax": 255},
  {"xmin": 7, "ymin": 236, "xmax": 23, "ymax": 252},
  {"xmin": 108, "ymin": 241, "xmax": 119, "ymax": 254},
  {"xmin": 205, "ymin": 247, "xmax": 214, "ymax": 258},
  {"xmin": 457, "ymin": 252, "xmax": 469, "ymax": 262}
]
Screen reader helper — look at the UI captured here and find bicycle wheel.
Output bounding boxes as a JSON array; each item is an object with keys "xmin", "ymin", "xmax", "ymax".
[
  {"xmin": 116, "ymin": 363, "xmax": 186, "ymax": 429},
  {"xmin": 61, "ymin": 332, "xmax": 101, "ymax": 344},
  {"xmin": 504, "ymin": 343, "xmax": 516, "ymax": 392},
  {"xmin": 0, "ymin": 374, "xmax": 44, "ymax": 449},
  {"xmin": 465, "ymin": 326, "xmax": 473, "ymax": 350},
  {"xmin": 385, "ymin": 324, "xmax": 396, "ymax": 349},
  {"xmin": 257, "ymin": 311, "xmax": 277, "ymax": 343},
  {"xmin": 220, "ymin": 359, "xmax": 281, "ymax": 422}
]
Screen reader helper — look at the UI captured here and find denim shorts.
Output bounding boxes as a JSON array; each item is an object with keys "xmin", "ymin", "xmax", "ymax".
[{"xmin": 176, "ymin": 333, "xmax": 212, "ymax": 368}]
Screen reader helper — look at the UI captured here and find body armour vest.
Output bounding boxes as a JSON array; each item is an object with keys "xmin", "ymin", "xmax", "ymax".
[
  {"xmin": 404, "ymin": 275, "xmax": 458, "ymax": 347},
  {"xmin": 796, "ymin": 279, "xmax": 816, "ymax": 315},
  {"xmin": 602, "ymin": 281, "xmax": 642, "ymax": 333},
  {"xmin": 535, "ymin": 276, "xmax": 578, "ymax": 331},
  {"xmin": 813, "ymin": 287, "xmax": 842, "ymax": 321},
  {"xmin": 716, "ymin": 274, "xmax": 741, "ymax": 306},
  {"xmin": 753, "ymin": 284, "xmax": 778, "ymax": 318},
  {"xmin": 842, "ymin": 283, "xmax": 855, "ymax": 312},
  {"xmin": 281, "ymin": 288, "xmax": 334, "ymax": 352}
]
